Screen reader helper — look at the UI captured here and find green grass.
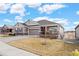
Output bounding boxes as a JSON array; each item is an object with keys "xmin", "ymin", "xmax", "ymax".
[{"xmin": 0, "ymin": 34, "xmax": 13, "ymax": 38}]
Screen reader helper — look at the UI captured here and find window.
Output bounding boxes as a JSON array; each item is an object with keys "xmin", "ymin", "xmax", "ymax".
[{"xmin": 49, "ymin": 26, "xmax": 57, "ymax": 32}]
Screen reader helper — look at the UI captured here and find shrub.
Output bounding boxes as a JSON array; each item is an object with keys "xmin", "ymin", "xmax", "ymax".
[
  {"xmin": 71, "ymin": 49, "xmax": 79, "ymax": 56},
  {"xmin": 9, "ymin": 33, "xmax": 15, "ymax": 36}
]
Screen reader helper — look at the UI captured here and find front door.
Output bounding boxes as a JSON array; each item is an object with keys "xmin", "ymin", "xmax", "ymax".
[{"xmin": 40, "ymin": 27, "xmax": 45, "ymax": 35}]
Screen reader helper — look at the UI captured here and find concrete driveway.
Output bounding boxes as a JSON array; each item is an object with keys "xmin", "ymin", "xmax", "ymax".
[
  {"xmin": 0, "ymin": 41, "xmax": 38, "ymax": 56},
  {"xmin": 0, "ymin": 35, "xmax": 30, "ymax": 43},
  {"xmin": 0, "ymin": 35, "xmax": 38, "ymax": 56}
]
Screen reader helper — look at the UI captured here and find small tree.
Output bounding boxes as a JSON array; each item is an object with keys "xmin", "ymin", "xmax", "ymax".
[{"xmin": 41, "ymin": 31, "xmax": 49, "ymax": 45}]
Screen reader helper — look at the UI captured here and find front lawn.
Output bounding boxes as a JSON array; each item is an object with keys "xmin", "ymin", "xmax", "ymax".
[
  {"xmin": 0, "ymin": 34, "xmax": 9, "ymax": 37},
  {"xmin": 0, "ymin": 34, "xmax": 14, "ymax": 38},
  {"xmin": 8, "ymin": 37, "xmax": 79, "ymax": 56}
]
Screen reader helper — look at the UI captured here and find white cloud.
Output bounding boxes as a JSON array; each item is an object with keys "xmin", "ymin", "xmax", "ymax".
[
  {"xmin": 76, "ymin": 11, "xmax": 79, "ymax": 15},
  {"xmin": 65, "ymin": 21, "xmax": 79, "ymax": 31},
  {"xmin": 0, "ymin": 24, "xmax": 4, "ymax": 27},
  {"xmin": 74, "ymin": 21, "xmax": 79, "ymax": 25},
  {"xmin": 0, "ymin": 0, "xmax": 12, "ymax": 3},
  {"xmin": 4, "ymin": 19, "xmax": 12, "ymax": 22},
  {"xmin": 65, "ymin": 26, "xmax": 75, "ymax": 31},
  {"xmin": 15, "ymin": 16, "xmax": 24, "ymax": 23},
  {"xmin": 33, "ymin": 17, "xmax": 69, "ymax": 26},
  {"xmin": 10, "ymin": 4, "xmax": 26, "ymax": 16},
  {"xmin": 0, "ymin": 3, "xmax": 11, "ymax": 13},
  {"xmin": 33, "ymin": 17, "xmax": 50, "ymax": 21},
  {"xmin": 52, "ymin": 18, "xmax": 69, "ymax": 26},
  {"xmin": 73, "ymin": 21, "xmax": 79, "ymax": 28},
  {"xmin": 38, "ymin": 4, "xmax": 66, "ymax": 14},
  {"xmin": 26, "ymin": 3, "xmax": 41, "ymax": 8},
  {"xmin": 15, "ymin": 16, "xmax": 22, "ymax": 20}
]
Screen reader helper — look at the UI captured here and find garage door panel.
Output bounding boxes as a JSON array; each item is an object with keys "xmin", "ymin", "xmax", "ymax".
[{"xmin": 29, "ymin": 29, "xmax": 40, "ymax": 35}]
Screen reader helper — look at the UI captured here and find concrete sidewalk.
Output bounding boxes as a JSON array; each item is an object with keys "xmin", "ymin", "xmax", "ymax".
[
  {"xmin": 0, "ymin": 35, "xmax": 39, "ymax": 43},
  {"xmin": 0, "ymin": 35, "xmax": 28, "ymax": 43},
  {"xmin": 0, "ymin": 41, "xmax": 38, "ymax": 56}
]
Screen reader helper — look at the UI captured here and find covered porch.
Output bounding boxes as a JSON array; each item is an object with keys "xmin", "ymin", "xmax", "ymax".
[{"xmin": 40, "ymin": 26, "xmax": 59, "ymax": 39}]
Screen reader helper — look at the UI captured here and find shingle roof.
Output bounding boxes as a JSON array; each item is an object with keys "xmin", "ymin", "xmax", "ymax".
[
  {"xmin": 14, "ymin": 20, "xmax": 64, "ymax": 29},
  {"xmin": 15, "ymin": 22, "xmax": 27, "ymax": 27},
  {"xmin": 37, "ymin": 20, "xmax": 64, "ymax": 29},
  {"xmin": 25, "ymin": 20, "xmax": 39, "ymax": 26},
  {"xmin": 2, "ymin": 25, "xmax": 14, "ymax": 29},
  {"xmin": 22, "ymin": 23, "xmax": 27, "ymax": 26},
  {"xmin": 37, "ymin": 20, "xmax": 56, "ymax": 25},
  {"xmin": 75, "ymin": 24, "xmax": 79, "ymax": 29}
]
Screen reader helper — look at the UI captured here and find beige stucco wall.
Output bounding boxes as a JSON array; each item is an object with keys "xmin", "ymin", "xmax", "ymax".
[
  {"xmin": 14, "ymin": 23, "xmax": 27, "ymax": 34},
  {"xmin": 64, "ymin": 31, "xmax": 75, "ymax": 39},
  {"xmin": 28, "ymin": 26, "xmax": 40, "ymax": 35},
  {"xmin": 29, "ymin": 26, "xmax": 40, "ymax": 29}
]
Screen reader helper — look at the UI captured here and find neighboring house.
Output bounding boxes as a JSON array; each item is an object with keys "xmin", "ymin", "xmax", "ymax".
[
  {"xmin": 14, "ymin": 20, "xmax": 64, "ymax": 39},
  {"xmin": 75, "ymin": 24, "xmax": 79, "ymax": 39},
  {"xmin": 1, "ymin": 25, "xmax": 14, "ymax": 34},
  {"xmin": 64, "ymin": 31, "xmax": 75, "ymax": 39}
]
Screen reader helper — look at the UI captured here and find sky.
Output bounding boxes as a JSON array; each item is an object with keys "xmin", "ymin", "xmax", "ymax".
[{"xmin": 0, "ymin": 3, "xmax": 79, "ymax": 31}]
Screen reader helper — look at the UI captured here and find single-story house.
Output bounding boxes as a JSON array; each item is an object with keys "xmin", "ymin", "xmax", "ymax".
[
  {"xmin": 14, "ymin": 20, "xmax": 64, "ymax": 39},
  {"xmin": 75, "ymin": 24, "xmax": 79, "ymax": 39},
  {"xmin": 1, "ymin": 25, "xmax": 14, "ymax": 35}
]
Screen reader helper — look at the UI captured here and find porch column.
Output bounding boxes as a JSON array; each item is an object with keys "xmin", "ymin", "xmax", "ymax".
[
  {"xmin": 45, "ymin": 26, "xmax": 47, "ymax": 37},
  {"xmin": 22, "ymin": 28, "xmax": 24, "ymax": 35},
  {"xmin": 28, "ymin": 27, "xmax": 29, "ymax": 36},
  {"xmin": 23, "ymin": 28, "xmax": 25, "ymax": 35}
]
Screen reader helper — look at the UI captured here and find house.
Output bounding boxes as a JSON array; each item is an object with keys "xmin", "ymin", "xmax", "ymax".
[
  {"xmin": 64, "ymin": 31, "xmax": 75, "ymax": 39},
  {"xmin": 14, "ymin": 20, "xmax": 64, "ymax": 39},
  {"xmin": 75, "ymin": 24, "xmax": 79, "ymax": 39},
  {"xmin": 1, "ymin": 25, "xmax": 14, "ymax": 35}
]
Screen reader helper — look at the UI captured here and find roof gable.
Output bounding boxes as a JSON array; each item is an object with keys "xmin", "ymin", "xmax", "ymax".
[
  {"xmin": 25, "ymin": 20, "xmax": 39, "ymax": 26},
  {"xmin": 37, "ymin": 20, "xmax": 58, "ymax": 26},
  {"xmin": 15, "ymin": 22, "xmax": 27, "ymax": 27},
  {"xmin": 37, "ymin": 20, "xmax": 64, "ymax": 29},
  {"xmin": 2, "ymin": 25, "xmax": 14, "ymax": 29}
]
